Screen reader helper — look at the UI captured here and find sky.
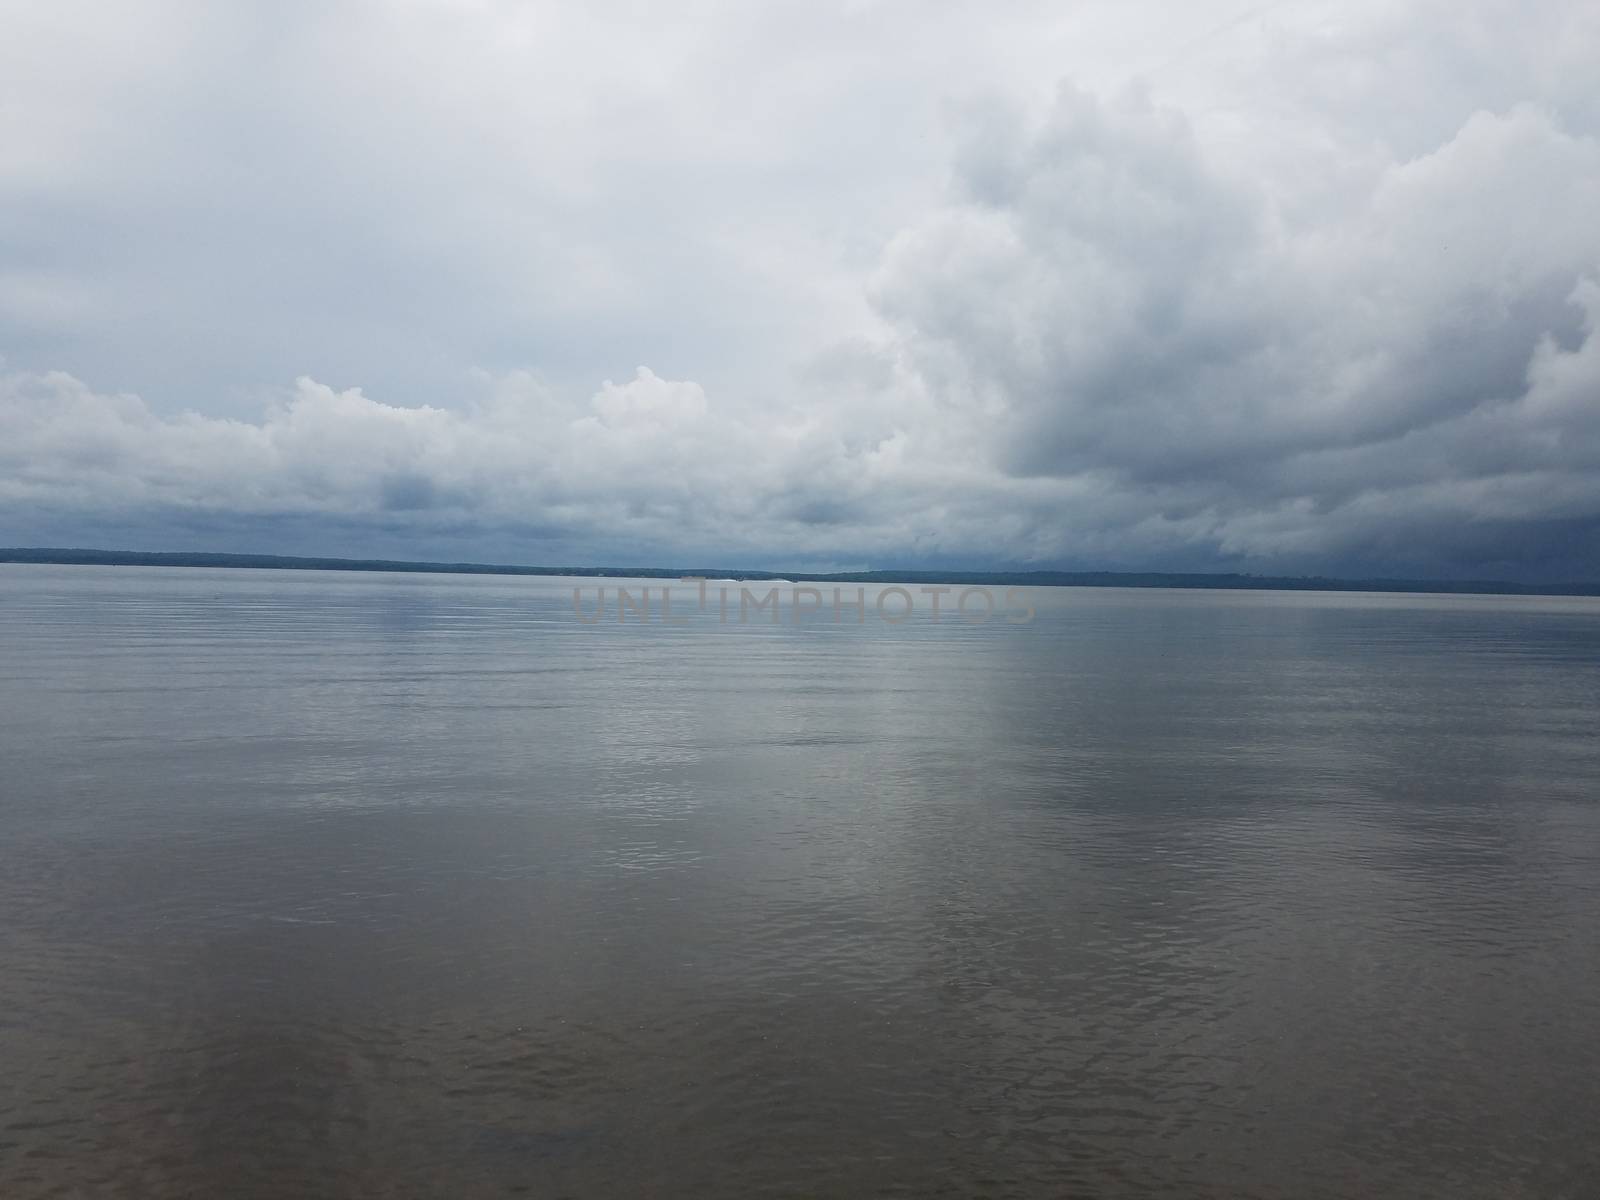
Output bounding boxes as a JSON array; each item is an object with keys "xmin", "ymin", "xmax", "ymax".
[{"xmin": 3, "ymin": 0, "xmax": 1599, "ymax": 579}]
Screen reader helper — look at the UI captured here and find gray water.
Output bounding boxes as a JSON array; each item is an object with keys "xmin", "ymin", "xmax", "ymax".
[{"xmin": 2, "ymin": 564, "xmax": 1599, "ymax": 1198}]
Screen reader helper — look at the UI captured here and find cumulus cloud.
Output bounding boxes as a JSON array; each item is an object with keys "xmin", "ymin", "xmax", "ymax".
[
  {"xmin": 865, "ymin": 84, "xmax": 1600, "ymax": 576},
  {"xmin": 0, "ymin": 359, "xmax": 1093, "ymax": 567},
  {"xmin": 3, "ymin": 0, "xmax": 1600, "ymax": 578}
]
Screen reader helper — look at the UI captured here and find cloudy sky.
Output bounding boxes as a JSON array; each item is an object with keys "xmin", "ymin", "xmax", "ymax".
[{"xmin": 3, "ymin": 0, "xmax": 1599, "ymax": 579}]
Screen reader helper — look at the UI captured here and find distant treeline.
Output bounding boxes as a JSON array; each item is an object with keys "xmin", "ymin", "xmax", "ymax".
[{"xmin": 4, "ymin": 546, "xmax": 1600, "ymax": 597}]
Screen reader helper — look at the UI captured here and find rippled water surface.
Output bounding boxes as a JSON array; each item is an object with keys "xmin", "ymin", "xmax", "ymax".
[{"xmin": 3, "ymin": 564, "xmax": 1599, "ymax": 1198}]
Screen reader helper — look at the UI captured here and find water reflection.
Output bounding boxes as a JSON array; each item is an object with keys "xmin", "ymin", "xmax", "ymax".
[{"xmin": 2, "ymin": 566, "xmax": 1598, "ymax": 1197}]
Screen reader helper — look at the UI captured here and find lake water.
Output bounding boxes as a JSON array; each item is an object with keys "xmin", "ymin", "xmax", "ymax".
[{"xmin": 2, "ymin": 564, "xmax": 1598, "ymax": 1198}]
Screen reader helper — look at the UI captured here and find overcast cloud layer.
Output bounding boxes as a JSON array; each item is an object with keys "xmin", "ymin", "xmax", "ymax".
[{"xmin": 4, "ymin": 0, "xmax": 1599, "ymax": 578}]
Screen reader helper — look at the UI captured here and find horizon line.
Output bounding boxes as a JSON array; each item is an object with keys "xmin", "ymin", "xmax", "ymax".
[{"xmin": 4, "ymin": 547, "xmax": 1600, "ymax": 599}]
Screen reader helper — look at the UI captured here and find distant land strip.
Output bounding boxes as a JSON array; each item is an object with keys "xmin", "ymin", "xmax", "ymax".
[{"xmin": 5, "ymin": 547, "xmax": 1600, "ymax": 597}]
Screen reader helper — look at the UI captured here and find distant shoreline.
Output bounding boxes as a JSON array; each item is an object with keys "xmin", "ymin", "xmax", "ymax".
[{"xmin": 5, "ymin": 547, "xmax": 1600, "ymax": 598}]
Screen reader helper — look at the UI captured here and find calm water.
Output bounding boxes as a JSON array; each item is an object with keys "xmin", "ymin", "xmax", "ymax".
[{"xmin": 3, "ymin": 565, "xmax": 1599, "ymax": 1198}]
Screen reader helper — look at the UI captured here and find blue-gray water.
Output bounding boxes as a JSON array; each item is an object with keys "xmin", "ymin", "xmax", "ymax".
[{"xmin": 3, "ymin": 564, "xmax": 1599, "ymax": 1198}]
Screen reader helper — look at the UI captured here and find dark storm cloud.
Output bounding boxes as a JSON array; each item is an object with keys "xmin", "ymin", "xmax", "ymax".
[{"xmin": 869, "ymin": 91, "xmax": 1600, "ymax": 576}]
